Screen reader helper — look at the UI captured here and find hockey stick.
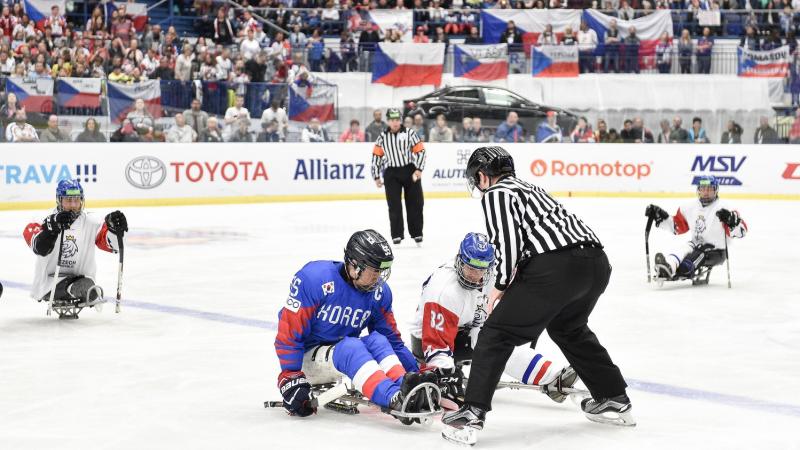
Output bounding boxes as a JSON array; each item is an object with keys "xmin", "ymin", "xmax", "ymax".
[
  {"xmin": 645, "ymin": 215, "xmax": 654, "ymax": 283},
  {"xmin": 724, "ymin": 230, "xmax": 731, "ymax": 289},
  {"xmin": 115, "ymin": 228, "xmax": 125, "ymax": 313},
  {"xmin": 264, "ymin": 383, "xmax": 348, "ymax": 410},
  {"xmin": 47, "ymin": 229, "xmax": 66, "ymax": 317}
]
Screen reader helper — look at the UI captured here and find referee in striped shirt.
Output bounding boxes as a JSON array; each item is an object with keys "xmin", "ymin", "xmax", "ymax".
[
  {"xmin": 371, "ymin": 108, "xmax": 426, "ymax": 245},
  {"xmin": 442, "ymin": 146, "xmax": 634, "ymax": 442}
]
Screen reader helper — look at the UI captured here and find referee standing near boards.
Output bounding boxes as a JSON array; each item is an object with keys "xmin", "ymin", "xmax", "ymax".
[
  {"xmin": 442, "ymin": 146, "xmax": 635, "ymax": 446},
  {"xmin": 371, "ymin": 108, "xmax": 426, "ymax": 245}
]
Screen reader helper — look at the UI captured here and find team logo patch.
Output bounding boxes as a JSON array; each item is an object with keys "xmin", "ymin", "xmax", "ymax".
[
  {"xmin": 322, "ymin": 281, "xmax": 335, "ymax": 295},
  {"xmin": 62, "ymin": 235, "xmax": 79, "ymax": 259}
]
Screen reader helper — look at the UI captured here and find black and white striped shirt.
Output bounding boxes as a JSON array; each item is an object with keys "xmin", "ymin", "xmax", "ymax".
[
  {"xmin": 371, "ymin": 126, "xmax": 426, "ymax": 179},
  {"xmin": 482, "ymin": 176, "xmax": 602, "ymax": 290}
]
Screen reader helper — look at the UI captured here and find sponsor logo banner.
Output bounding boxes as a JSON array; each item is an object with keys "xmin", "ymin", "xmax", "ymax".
[{"xmin": 690, "ymin": 155, "xmax": 746, "ymax": 186}]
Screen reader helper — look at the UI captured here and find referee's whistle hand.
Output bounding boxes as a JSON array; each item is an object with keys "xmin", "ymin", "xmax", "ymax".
[{"xmin": 375, "ymin": 178, "xmax": 383, "ymax": 188}]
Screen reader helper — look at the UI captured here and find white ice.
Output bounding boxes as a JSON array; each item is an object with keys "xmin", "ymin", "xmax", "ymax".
[{"xmin": 1, "ymin": 197, "xmax": 798, "ymax": 450}]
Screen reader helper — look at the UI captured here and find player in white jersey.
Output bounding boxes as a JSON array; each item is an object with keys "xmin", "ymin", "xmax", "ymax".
[
  {"xmin": 409, "ymin": 232, "xmax": 578, "ymax": 410},
  {"xmin": 645, "ymin": 175, "xmax": 748, "ymax": 279},
  {"xmin": 22, "ymin": 179, "xmax": 127, "ymax": 313}
]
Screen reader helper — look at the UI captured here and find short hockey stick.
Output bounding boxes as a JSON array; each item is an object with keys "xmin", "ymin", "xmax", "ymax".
[
  {"xmin": 645, "ymin": 215, "xmax": 654, "ymax": 283},
  {"xmin": 46, "ymin": 229, "xmax": 66, "ymax": 317},
  {"xmin": 264, "ymin": 383, "xmax": 348, "ymax": 410},
  {"xmin": 115, "ymin": 229, "xmax": 125, "ymax": 313},
  {"xmin": 724, "ymin": 230, "xmax": 731, "ymax": 289}
]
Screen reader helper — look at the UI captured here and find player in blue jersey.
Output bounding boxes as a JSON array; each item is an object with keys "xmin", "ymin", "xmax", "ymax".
[{"xmin": 274, "ymin": 229, "xmax": 437, "ymax": 422}]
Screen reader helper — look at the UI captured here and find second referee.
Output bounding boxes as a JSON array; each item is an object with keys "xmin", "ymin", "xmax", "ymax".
[{"xmin": 371, "ymin": 108, "xmax": 426, "ymax": 245}]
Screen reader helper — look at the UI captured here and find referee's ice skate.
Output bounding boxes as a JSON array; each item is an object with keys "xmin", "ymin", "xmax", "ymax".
[{"xmin": 581, "ymin": 394, "xmax": 637, "ymax": 427}]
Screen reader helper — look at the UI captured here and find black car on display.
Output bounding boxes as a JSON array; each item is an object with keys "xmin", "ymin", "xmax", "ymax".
[{"xmin": 402, "ymin": 86, "xmax": 577, "ymax": 140}]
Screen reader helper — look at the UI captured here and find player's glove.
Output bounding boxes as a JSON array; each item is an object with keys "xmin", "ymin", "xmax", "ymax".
[
  {"xmin": 42, "ymin": 211, "xmax": 75, "ymax": 233},
  {"xmin": 104, "ymin": 210, "xmax": 128, "ymax": 234},
  {"xmin": 279, "ymin": 371, "xmax": 316, "ymax": 417},
  {"xmin": 645, "ymin": 204, "xmax": 669, "ymax": 226},
  {"xmin": 434, "ymin": 366, "xmax": 465, "ymax": 410},
  {"xmin": 716, "ymin": 208, "xmax": 740, "ymax": 228}
]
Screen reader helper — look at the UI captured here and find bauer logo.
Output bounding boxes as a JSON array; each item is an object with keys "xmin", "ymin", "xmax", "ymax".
[
  {"xmin": 690, "ymin": 155, "xmax": 745, "ymax": 186},
  {"xmin": 126, "ymin": 156, "xmax": 166, "ymax": 189},
  {"xmin": 529, "ymin": 159, "xmax": 651, "ymax": 179}
]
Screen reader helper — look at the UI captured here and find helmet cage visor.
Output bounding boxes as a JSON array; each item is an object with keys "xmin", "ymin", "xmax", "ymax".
[{"xmin": 455, "ymin": 255, "xmax": 493, "ymax": 290}]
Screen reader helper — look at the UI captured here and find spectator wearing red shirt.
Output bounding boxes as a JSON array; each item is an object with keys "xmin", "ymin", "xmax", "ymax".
[
  {"xmin": 788, "ymin": 110, "xmax": 800, "ymax": 144},
  {"xmin": 0, "ymin": 5, "xmax": 17, "ymax": 39},
  {"xmin": 570, "ymin": 117, "xmax": 596, "ymax": 143},
  {"xmin": 44, "ymin": 5, "xmax": 65, "ymax": 37},
  {"xmin": 413, "ymin": 26, "xmax": 429, "ymax": 43},
  {"xmin": 339, "ymin": 119, "xmax": 366, "ymax": 142},
  {"xmin": 111, "ymin": 5, "xmax": 135, "ymax": 46}
]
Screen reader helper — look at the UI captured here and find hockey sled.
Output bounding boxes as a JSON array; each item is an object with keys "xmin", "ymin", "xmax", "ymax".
[
  {"xmin": 48, "ymin": 289, "xmax": 106, "ymax": 320},
  {"xmin": 653, "ymin": 249, "xmax": 726, "ymax": 287},
  {"xmin": 265, "ymin": 381, "xmax": 443, "ymax": 425}
]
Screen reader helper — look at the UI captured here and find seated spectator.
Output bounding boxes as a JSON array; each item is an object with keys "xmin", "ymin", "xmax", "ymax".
[
  {"xmin": 619, "ymin": 119, "xmax": 636, "ymax": 143},
  {"xmin": 261, "ymin": 100, "xmax": 289, "ymax": 141},
  {"xmin": 229, "ymin": 118, "xmax": 253, "ymax": 142},
  {"xmin": 464, "ymin": 117, "xmax": 491, "ymax": 143},
  {"xmin": 127, "ymin": 99, "xmax": 154, "ymax": 130},
  {"xmin": 561, "ymin": 27, "xmax": 576, "ymax": 46},
  {"xmin": 213, "ymin": 8, "xmax": 235, "ymax": 46},
  {"xmin": 167, "ymin": 113, "xmax": 197, "ymax": 143},
  {"xmin": 257, "ymin": 120, "xmax": 282, "ymax": 142},
  {"xmin": 655, "ymin": 31, "xmax": 672, "ymax": 74},
  {"xmin": 301, "ymin": 118, "xmax": 331, "ymax": 142},
  {"xmin": 109, "ymin": 119, "xmax": 141, "ymax": 142},
  {"xmin": 428, "ymin": 114, "xmax": 454, "ymax": 142},
  {"xmin": 495, "ymin": 111, "xmax": 525, "ymax": 143},
  {"xmin": 721, "ymin": 120, "xmax": 743, "ymax": 144},
  {"xmin": 224, "ymin": 94, "xmax": 250, "ymax": 140},
  {"xmin": 339, "ymin": 119, "xmax": 365, "ymax": 142},
  {"xmin": 570, "ymin": 117, "xmax": 595, "ymax": 143},
  {"xmin": 455, "ymin": 117, "xmax": 473, "ymax": 142},
  {"xmin": 536, "ymin": 111, "xmax": 562, "ymax": 143},
  {"xmin": 656, "ymin": 119, "xmax": 672, "ymax": 143},
  {"xmin": 632, "ymin": 117, "xmax": 654, "ymax": 143},
  {"xmin": 183, "ymin": 99, "xmax": 209, "ymax": 136},
  {"xmin": 365, "ymin": 109, "xmax": 386, "ymax": 142},
  {"xmin": 618, "ymin": 0, "xmax": 636, "ymax": 21},
  {"xmin": 688, "ymin": 116, "xmax": 709, "ymax": 143},
  {"xmin": 403, "ymin": 116, "xmax": 414, "ymax": 130},
  {"xmin": 464, "ymin": 26, "xmax": 483, "ymax": 45},
  {"xmin": 75, "ymin": 118, "xmax": 106, "ymax": 142},
  {"xmin": 677, "ymin": 29, "xmax": 693, "ymax": 74},
  {"xmin": 500, "ymin": 20, "xmax": 522, "ymax": 45},
  {"xmin": 538, "ymin": 24, "xmax": 558, "ymax": 46},
  {"xmin": 696, "ymin": 27, "xmax": 713, "ymax": 74},
  {"xmin": 577, "ymin": 21, "xmax": 598, "ymax": 73},
  {"xmin": 5, "ymin": 109, "xmax": 38, "ymax": 142},
  {"xmin": 413, "ymin": 26, "xmax": 430, "ymax": 43},
  {"xmin": 431, "ymin": 26, "xmax": 449, "ymax": 50},
  {"xmin": 200, "ymin": 117, "xmax": 224, "ymax": 142},
  {"xmin": 754, "ymin": 116, "xmax": 779, "ymax": 144},
  {"xmin": 670, "ymin": 116, "xmax": 690, "ymax": 143},
  {"xmin": 607, "ymin": 128, "xmax": 623, "ymax": 143},
  {"xmin": 412, "ymin": 113, "xmax": 427, "ymax": 142},
  {"xmin": 595, "ymin": 119, "xmax": 611, "ymax": 143},
  {"xmin": 40, "ymin": 114, "xmax": 68, "ymax": 142}
]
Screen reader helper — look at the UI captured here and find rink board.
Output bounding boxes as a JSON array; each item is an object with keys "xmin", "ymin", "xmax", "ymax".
[{"xmin": 0, "ymin": 143, "xmax": 798, "ymax": 209}]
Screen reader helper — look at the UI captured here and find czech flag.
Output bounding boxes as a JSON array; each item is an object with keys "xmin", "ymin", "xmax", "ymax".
[
  {"xmin": 5, "ymin": 77, "xmax": 54, "ymax": 113},
  {"xmin": 23, "ymin": 0, "xmax": 65, "ymax": 30},
  {"xmin": 582, "ymin": 10, "xmax": 673, "ymax": 70},
  {"xmin": 454, "ymin": 44, "xmax": 509, "ymax": 81},
  {"xmin": 738, "ymin": 45, "xmax": 790, "ymax": 78},
  {"xmin": 371, "ymin": 43, "xmax": 445, "ymax": 87},
  {"xmin": 531, "ymin": 46, "xmax": 579, "ymax": 77},
  {"xmin": 480, "ymin": 10, "xmax": 581, "ymax": 54},
  {"xmin": 56, "ymin": 78, "xmax": 102, "ymax": 109},
  {"xmin": 107, "ymin": 80, "xmax": 161, "ymax": 124},
  {"xmin": 106, "ymin": 1, "xmax": 148, "ymax": 31},
  {"xmin": 365, "ymin": 10, "xmax": 413, "ymax": 42},
  {"xmin": 288, "ymin": 81, "xmax": 336, "ymax": 122}
]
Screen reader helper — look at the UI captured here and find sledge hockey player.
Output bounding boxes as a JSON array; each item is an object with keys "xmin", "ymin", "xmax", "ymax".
[
  {"xmin": 273, "ymin": 229, "xmax": 438, "ymax": 423},
  {"xmin": 409, "ymin": 232, "xmax": 579, "ymax": 410},
  {"xmin": 645, "ymin": 175, "xmax": 747, "ymax": 281},
  {"xmin": 22, "ymin": 179, "xmax": 127, "ymax": 317}
]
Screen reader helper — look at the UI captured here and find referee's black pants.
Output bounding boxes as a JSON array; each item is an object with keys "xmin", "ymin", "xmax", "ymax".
[
  {"xmin": 383, "ymin": 164, "xmax": 424, "ymax": 241},
  {"xmin": 464, "ymin": 246, "xmax": 628, "ymax": 411}
]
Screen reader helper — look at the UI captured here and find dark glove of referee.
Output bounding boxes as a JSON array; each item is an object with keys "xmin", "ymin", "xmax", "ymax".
[
  {"xmin": 716, "ymin": 208, "xmax": 740, "ymax": 228},
  {"xmin": 645, "ymin": 204, "xmax": 669, "ymax": 226},
  {"xmin": 434, "ymin": 366, "xmax": 465, "ymax": 409},
  {"xmin": 104, "ymin": 210, "xmax": 128, "ymax": 234}
]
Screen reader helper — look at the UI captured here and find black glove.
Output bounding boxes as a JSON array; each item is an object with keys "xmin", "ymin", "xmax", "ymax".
[
  {"xmin": 716, "ymin": 208, "xmax": 740, "ymax": 228},
  {"xmin": 645, "ymin": 204, "xmax": 669, "ymax": 225},
  {"xmin": 279, "ymin": 371, "xmax": 316, "ymax": 417},
  {"xmin": 434, "ymin": 366, "xmax": 465, "ymax": 409},
  {"xmin": 105, "ymin": 210, "xmax": 128, "ymax": 234},
  {"xmin": 42, "ymin": 211, "xmax": 75, "ymax": 233}
]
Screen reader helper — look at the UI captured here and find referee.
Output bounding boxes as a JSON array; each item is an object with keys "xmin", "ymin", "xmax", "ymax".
[
  {"xmin": 442, "ymin": 147, "xmax": 634, "ymax": 445},
  {"xmin": 371, "ymin": 108, "xmax": 426, "ymax": 245}
]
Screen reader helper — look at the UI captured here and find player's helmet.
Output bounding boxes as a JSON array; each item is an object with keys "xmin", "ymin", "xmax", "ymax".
[
  {"xmin": 55, "ymin": 179, "xmax": 84, "ymax": 213},
  {"xmin": 455, "ymin": 232, "xmax": 495, "ymax": 290},
  {"xmin": 696, "ymin": 175, "xmax": 719, "ymax": 206},
  {"xmin": 465, "ymin": 146, "xmax": 515, "ymax": 196},
  {"xmin": 344, "ymin": 229, "xmax": 394, "ymax": 292}
]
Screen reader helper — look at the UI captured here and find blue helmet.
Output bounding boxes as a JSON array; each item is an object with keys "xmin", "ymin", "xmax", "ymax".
[
  {"xmin": 455, "ymin": 232, "xmax": 495, "ymax": 290},
  {"xmin": 56, "ymin": 179, "xmax": 84, "ymax": 212},
  {"xmin": 696, "ymin": 175, "xmax": 719, "ymax": 206}
]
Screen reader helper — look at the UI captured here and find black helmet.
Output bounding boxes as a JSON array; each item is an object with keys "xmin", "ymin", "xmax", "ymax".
[
  {"xmin": 465, "ymin": 146, "xmax": 515, "ymax": 194},
  {"xmin": 344, "ymin": 229, "xmax": 394, "ymax": 292}
]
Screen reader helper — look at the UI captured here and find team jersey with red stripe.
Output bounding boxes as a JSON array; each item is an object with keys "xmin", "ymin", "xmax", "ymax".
[
  {"xmin": 274, "ymin": 261, "xmax": 418, "ymax": 375},
  {"xmin": 657, "ymin": 198, "xmax": 748, "ymax": 247},
  {"xmin": 22, "ymin": 210, "xmax": 121, "ymax": 299}
]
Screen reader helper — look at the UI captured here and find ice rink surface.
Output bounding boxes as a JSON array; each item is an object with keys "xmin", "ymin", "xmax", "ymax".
[{"xmin": 1, "ymin": 196, "xmax": 799, "ymax": 450}]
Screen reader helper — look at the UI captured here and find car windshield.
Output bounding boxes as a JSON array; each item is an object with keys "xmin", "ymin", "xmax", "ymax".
[{"xmin": 484, "ymin": 89, "xmax": 524, "ymax": 107}]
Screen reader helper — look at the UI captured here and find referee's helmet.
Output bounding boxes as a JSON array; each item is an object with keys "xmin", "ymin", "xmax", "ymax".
[{"xmin": 466, "ymin": 146, "xmax": 515, "ymax": 194}]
